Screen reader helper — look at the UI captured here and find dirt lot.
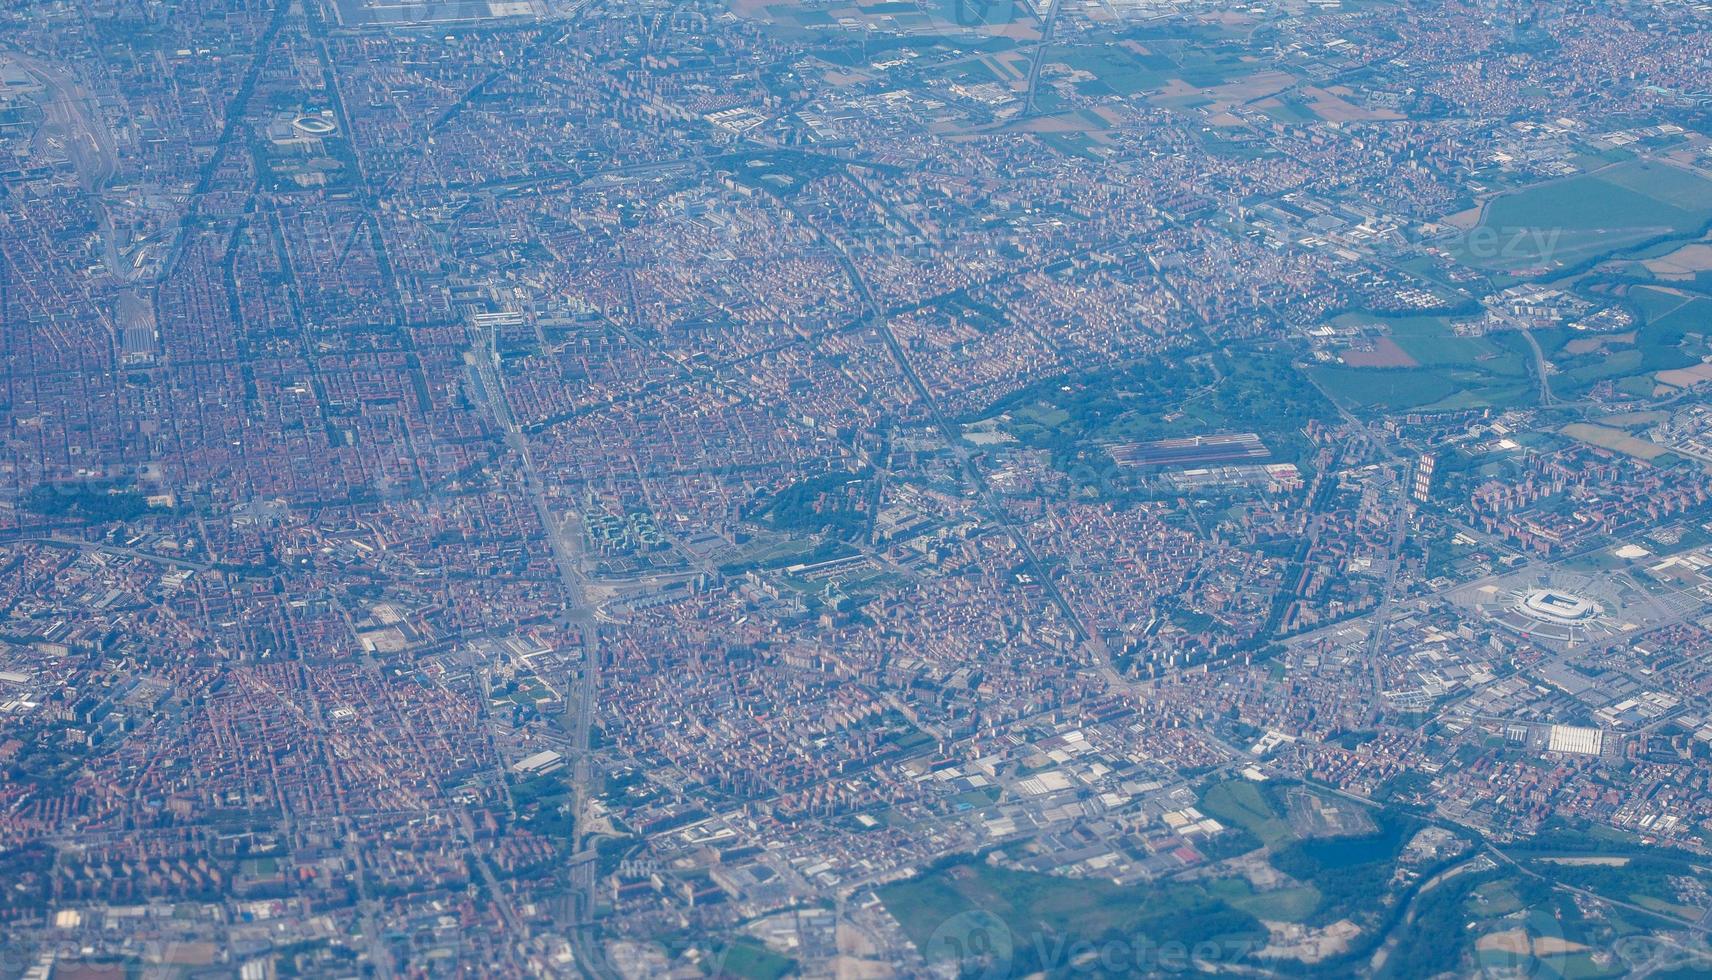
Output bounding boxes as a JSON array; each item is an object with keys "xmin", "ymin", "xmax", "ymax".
[
  {"xmin": 1563, "ymin": 331, "xmax": 1635, "ymax": 355},
  {"xmin": 1476, "ymin": 929, "xmax": 1589, "ymax": 956},
  {"xmin": 1656, "ymin": 363, "xmax": 1712, "ymax": 390},
  {"xmin": 1560, "ymin": 422, "xmax": 1669, "ymax": 460},
  {"xmin": 1340, "ymin": 337, "xmax": 1420, "ymax": 368},
  {"xmin": 1644, "ymin": 241, "xmax": 1712, "ymax": 281},
  {"xmin": 1304, "ymin": 86, "xmax": 1403, "ymax": 122}
]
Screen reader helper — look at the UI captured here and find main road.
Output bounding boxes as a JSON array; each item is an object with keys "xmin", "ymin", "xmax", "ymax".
[
  {"xmin": 468, "ymin": 332, "xmax": 613, "ymax": 977},
  {"xmin": 1520, "ymin": 327, "xmax": 1558, "ymax": 408},
  {"xmin": 1020, "ymin": 0, "xmax": 1064, "ymax": 118}
]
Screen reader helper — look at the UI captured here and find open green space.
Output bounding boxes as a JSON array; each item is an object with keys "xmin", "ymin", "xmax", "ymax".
[
  {"xmin": 878, "ymin": 858, "xmax": 1266, "ymax": 975},
  {"xmin": 980, "ymin": 349, "xmax": 1335, "ymax": 492},
  {"xmin": 1205, "ymin": 876, "xmax": 1322, "ymax": 923},
  {"xmin": 1627, "ymin": 288, "xmax": 1712, "ymax": 366},
  {"xmin": 1456, "ymin": 161, "xmax": 1712, "ymax": 273},
  {"xmin": 1049, "ymin": 44, "xmax": 1167, "ymax": 96},
  {"xmin": 1199, "ymin": 779, "xmax": 1294, "ymax": 849},
  {"xmin": 1543, "ymin": 285, "xmax": 1708, "ymax": 397},
  {"xmin": 1314, "ymin": 315, "xmax": 1537, "ymax": 413},
  {"xmin": 1339, "ymin": 314, "xmax": 1529, "ymax": 374},
  {"xmin": 1261, "ymin": 95, "xmax": 1319, "ymax": 124},
  {"xmin": 1268, "ymin": 808, "xmax": 1421, "ymax": 927},
  {"xmin": 1485, "ymin": 166, "xmax": 1705, "ymax": 234},
  {"xmin": 921, "ymin": 0, "xmax": 1032, "ymax": 30},
  {"xmin": 1308, "ymin": 363, "xmax": 1533, "ymax": 414},
  {"xmin": 715, "ymin": 939, "xmax": 796, "ymax": 980},
  {"xmin": 1049, "ymin": 26, "xmax": 1275, "ymax": 98}
]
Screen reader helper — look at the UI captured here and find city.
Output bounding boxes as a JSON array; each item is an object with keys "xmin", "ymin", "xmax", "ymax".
[{"xmin": 1, "ymin": 0, "xmax": 1712, "ymax": 976}]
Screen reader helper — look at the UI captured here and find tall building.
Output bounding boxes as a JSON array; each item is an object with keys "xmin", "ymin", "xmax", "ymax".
[{"xmin": 1413, "ymin": 453, "xmax": 1436, "ymax": 503}]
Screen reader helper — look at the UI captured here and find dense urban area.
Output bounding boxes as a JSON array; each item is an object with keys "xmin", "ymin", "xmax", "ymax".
[{"xmin": 3, "ymin": 0, "xmax": 1712, "ymax": 976}]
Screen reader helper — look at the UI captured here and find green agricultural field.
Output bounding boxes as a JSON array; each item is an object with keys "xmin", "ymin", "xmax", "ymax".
[
  {"xmin": 1262, "ymin": 96, "xmax": 1319, "ymax": 124},
  {"xmin": 1456, "ymin": 161, "xmax": 1712, "ymax": 273},
  {"xmin": 1636, "ymin": 291, "xmax": 1712, "ymax": 346},
  {"xmin": 1204, "ymin": 876, "xmax": 1322, "ymax": 923},
  {"xmin": 1231, "ymin": 883, "xmax": 1322, "ymax": 923},
  {"xmin": 1200, "ymin": 779, "xmax": 1295, "ymax": 849},
  {"xmin": 1560, "ymin": 348, "xmax": 1646, "ymax": 385},
  {"xmin": 1486, "ymin": 170, "xmax": 1693, "ymax": 233},
  {"xmin": 919, "ymin": 0, "xmax": 1036, "ymax": 31},
  {"xmin": 1386, "ymin": 317, "xmax": 1528, "ymax": 373},
  {"xmin": 1629, "ymin": 284, "xmax": 1697, "ymax": 321},
  {"xmin": 1307, "ymin": 364, "xmax": 1532, "ymax": 414},
  {"xmin": 1544, "ymin": 286, "xmax": 1707, "ymax": 397},
  {"xmin": 1602, "ymin": 161, "xmax": 1712, "ymax": 212},
  {"xmin": 1171, "ymin": 52, "xmax": 1266, "ymax": 89},
  {"xmin": 878, "ymin": 859, "xmax": 1265, "ymax": 975},
  {"xmin": 1050, "ymin": 28, "xmax": 1271, "ymax": 98},
  {"xmin": 1315, "ymin": 316, "xmax": 1536, "ymax": 413},
  {"xmin": 1049, "ymin": 44, "xmax": 1167, "ymax": 96},
  {"xmin": 715, "ymin": 939, "xmax": 796, "ymax": 980},
  {"xmin": 1469, "ymin": 879, "xmax": 1527, "ymax": 916}
]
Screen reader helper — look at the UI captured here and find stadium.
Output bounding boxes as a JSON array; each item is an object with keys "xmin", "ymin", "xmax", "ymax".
[
  {"xmin": 1450, "ymin": 570, "xmax": 1637, "ymax": 649},
  {"xmin": 1515, "ymin": 589, "xmax": 1603, "ymax": 626}
]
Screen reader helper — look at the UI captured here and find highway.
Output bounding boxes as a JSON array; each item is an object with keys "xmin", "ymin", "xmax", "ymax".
[
  {"xmin": 1020, "ymin": 0, "xmax": 1064, "ymax": 118},
  {"xmin": 1520, "ymin": 327, "xmax": 1558, "ymax": 408}
]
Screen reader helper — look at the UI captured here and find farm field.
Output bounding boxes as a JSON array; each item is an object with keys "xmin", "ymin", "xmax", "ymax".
[
  {"xmin": 877, "ymin": 858, "xmax": 1266, "ymax": 974},
  {"xmin": 1308, "ymin": 364, "xmax": 1533, "ymax": 413},
  {"xmin": 1559, "ymin": 423, "xmax": 1668, "ymax": 461},
  {"xmin": 1316, "ymin": 315, "xmax": 1535, "ymax": 413},
  {"xmin": 1453, "ymin": 161, "xmax": 1712, "ymax": 273},
  {"xmin": 1200, "ymin": 779, "xmax": 1295, "ymax": 848},
  {"xmin": 1542, "ymin": 286, "xmax": 1709, "ymax": 398}
]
